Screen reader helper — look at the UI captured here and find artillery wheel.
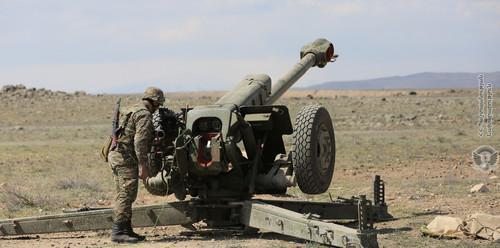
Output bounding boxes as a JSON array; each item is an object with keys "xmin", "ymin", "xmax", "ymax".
[{"xmin": 292, "ymin": 104, "xmax": 335, "ymax": 194}]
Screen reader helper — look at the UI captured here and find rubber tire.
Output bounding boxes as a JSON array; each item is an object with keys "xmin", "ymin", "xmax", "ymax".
[{"xmin": 292, "ymin": 105, "xmax": 335, "ymax": 194}]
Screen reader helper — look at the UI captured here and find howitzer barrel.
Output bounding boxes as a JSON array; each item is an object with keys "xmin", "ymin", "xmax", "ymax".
[
  {"xmin": 265, "ymin": 38, "xmax": 335, "ymax": 105},
  {"xmin": 215, "ymin": 38, "xmax": 335, "ymax": 107},
  {"xmin": 265, "ymin": 53, "xmax": 315, "ymax": 105}
]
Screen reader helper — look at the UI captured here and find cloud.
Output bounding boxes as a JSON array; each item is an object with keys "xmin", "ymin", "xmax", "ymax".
[
  {"xmin": 0, "ymin": 56, "xmax": 300, "ymax": 93},
  {"xmin": 292, "ymin": 0, "xmax": 366, "ymax": 16},
  {"xmin": 0, "ymin": 0, "xmax": 499, "ymax": 92},
  {"xmin": 150, "ymin": 18, "xmax": 203, "ymax": 42},
  {"xmin": 476, "ymin": 0, "xmax": 500, "ymax": 15}
]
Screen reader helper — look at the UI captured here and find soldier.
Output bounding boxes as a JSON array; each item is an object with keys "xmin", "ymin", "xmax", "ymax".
[{"xmin": 107, "ymin": 87, "xmax": 165, "ymax": 243}]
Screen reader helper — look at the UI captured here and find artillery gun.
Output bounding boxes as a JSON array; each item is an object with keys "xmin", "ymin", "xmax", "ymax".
[
  {"xmin": 0, "ymin": 38, "xmax": 391, "ymax": 247},
  {"xmin": 144, "ymin": 38, "xmax": 337, "ymax": 199}
]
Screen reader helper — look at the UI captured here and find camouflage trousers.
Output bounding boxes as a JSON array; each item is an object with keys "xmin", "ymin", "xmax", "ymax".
[{"xmin": 108, "ymin": 151, "xmax": 138, "ymax": 223}]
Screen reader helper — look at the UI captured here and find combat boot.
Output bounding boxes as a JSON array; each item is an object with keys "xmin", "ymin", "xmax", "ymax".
[
  {"xmin": 111, "ymin": 221, "xmax": 139, "ymax": 243},
  {"xmin": 124, "ymin": 220, "xmax": 146, "ymax": 241}
]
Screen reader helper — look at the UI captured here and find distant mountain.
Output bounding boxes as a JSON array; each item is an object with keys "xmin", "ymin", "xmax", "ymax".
[{"xmin": 309, "ymin": 72, "xmax": 500, "ymax": 89}]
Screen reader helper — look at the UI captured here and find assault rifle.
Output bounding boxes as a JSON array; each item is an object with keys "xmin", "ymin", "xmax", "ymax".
[{"xmin": 110, "ymin": 98, "xmax": 121, "ymax": 151}]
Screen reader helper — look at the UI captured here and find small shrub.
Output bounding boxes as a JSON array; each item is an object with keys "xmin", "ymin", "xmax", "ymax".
[
  {"xmin": 0, "ymin": 185, "xmax": 52, "ymax": 212},
  {"xmin": 55, "ymin": 178, "xmax": 100, "ymax": 192}
]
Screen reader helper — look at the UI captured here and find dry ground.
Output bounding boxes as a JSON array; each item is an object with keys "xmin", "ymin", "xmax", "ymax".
[{"xmin": 0, "ymin": 87, "xmax": 499, "ymax": 248}]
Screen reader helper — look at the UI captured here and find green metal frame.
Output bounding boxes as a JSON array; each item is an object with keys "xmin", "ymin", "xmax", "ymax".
[{"xmin": 0, "ymin": 176, "xmax": 390, "ymax": 248}]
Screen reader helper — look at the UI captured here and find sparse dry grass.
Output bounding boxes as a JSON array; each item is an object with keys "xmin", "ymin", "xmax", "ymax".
[
  {"xmin": 0, "ymin": 88, "xmax": 499, "ymax": 247},
  {"xmin": 0, "ymin": 184, "xmax": 54, "ymax": 214}
]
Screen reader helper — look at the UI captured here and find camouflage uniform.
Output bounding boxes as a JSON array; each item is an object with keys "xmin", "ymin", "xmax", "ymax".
[{"xmin": 108, "ymin": 103, "xmax": 153, "ymax": 223}]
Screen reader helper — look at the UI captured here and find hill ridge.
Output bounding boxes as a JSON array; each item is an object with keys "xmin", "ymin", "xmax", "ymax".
[{"xmin": 309, "ymin": 71, "xmax": 500, "ymax": 89}]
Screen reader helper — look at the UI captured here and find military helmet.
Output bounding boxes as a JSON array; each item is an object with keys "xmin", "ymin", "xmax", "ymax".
[{"xmin": 142, "ymin": 87, "xmax": 165, "ymax": 105}]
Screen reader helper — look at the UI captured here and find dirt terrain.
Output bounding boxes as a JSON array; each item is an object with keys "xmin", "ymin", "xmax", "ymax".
[{"xmin": 0, "ymin": 85, "xmax": 499, "ymax": 247}]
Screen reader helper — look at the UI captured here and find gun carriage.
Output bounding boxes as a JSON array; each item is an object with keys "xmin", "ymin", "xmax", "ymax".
[{"xmin": 0, "ymin": 39, "xmax": 391, "ymax": 248}]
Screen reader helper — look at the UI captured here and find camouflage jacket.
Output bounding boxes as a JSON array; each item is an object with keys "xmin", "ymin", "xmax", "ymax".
[{"xmin": 112, "ymin": 103, "xmax": 154, "ymax": 166}]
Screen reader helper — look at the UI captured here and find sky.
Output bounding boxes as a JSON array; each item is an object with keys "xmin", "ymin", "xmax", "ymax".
[{"xmin": 0, "ymin": 0, "xmax": 499, "ymax": 93}]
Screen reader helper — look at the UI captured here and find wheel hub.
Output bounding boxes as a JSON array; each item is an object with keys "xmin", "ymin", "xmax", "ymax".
[{"xmin": 316, "ymin": 123, "xmax": 332, "ymax": 175}]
